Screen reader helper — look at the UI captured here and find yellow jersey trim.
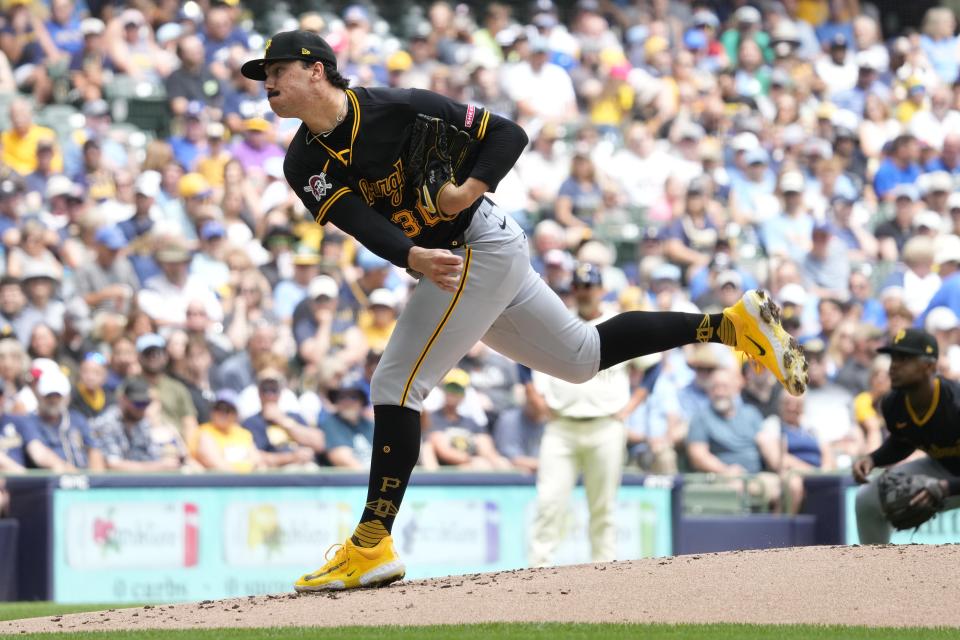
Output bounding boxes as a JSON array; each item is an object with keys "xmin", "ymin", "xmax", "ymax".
[
  {"xmin": 906, "ymin": 378, "xmax": 941, "ymax": 427},
  {"xmin": 476, "ymin": 110, "xmax": 490, "ymax": 140},
  {"xmin": 315, "ymin": 186, "xmax": 351, "ymax": 223},
  {"xmin": 347, "ymin": 89, "xmax": 361, "ymax": 164},
  {"xmin": 399, "ymin": 247, "xmax": 473, "ymax": 407}
]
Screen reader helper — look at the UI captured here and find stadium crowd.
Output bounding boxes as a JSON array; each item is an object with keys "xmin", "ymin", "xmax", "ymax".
[{"xmin": 1, "ymin": 0, "xmax": 960, "ymax": 516}]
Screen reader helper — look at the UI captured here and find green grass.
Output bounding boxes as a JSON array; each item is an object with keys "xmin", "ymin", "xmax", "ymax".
[{"xmin": 0, "ymin": 623, "xmax": 957, "ymax": 640}]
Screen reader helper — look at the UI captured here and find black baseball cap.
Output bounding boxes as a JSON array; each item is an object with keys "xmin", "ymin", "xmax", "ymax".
[
  {"xmin": 122, "ymin": 377, "xmax": 152, "ymax": 404},
  {"xmin": 877, "ymin": 328, "xmax": 939, "ymax": 359},
  {"xmin": 241, "ymin": 30, "xmax": 337, "ymax": 81}
]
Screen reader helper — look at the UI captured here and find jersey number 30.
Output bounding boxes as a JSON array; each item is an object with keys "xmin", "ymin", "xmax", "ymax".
[{"xmin": 391, "ymin": 200, "xmax": 457, "ymax": 238}]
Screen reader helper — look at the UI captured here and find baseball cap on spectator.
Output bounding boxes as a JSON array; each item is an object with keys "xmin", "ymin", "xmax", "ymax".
[
  {"xmin": 134, "ymin": 170, "xmax": 161, "ymax": 198},
  {"xmin": 37, "ymin": 370, "xmax": 70, "ymax": 397},
  {"xmin": 156, "ymin": 22, "xmax": 183, "ymax": 45},
  {"xmin": 692, "ymin": 9, "xmax": 719, "ymax": 28},
  {"xmin": 812, "ymin": 222, "xmax": 834, "ymax": 238},
  {"xmin": 83, "ymin": 99, "xmax": 109, "ymax": 118},
  {"xmin": 686, "ymin": 343, "xmax": 722, "ymax": 370},
  {"xmin": 387, "ymin": 50, "xmax": 412, "ymax": 73},
  {"xmin": 716, "ymin": 270, "xmax": 743, "ymax": 289},
  {"xmin": 136, "ymin": 333, "xmax": 166, "ymax": 353},
  {"xmin": 830, "ymin": 33, "xmax": 848, "ymax": 49},
  {"xmin": 891, "ymin": 184, "xmax": 920, "ymax": 202},
  {"xmin": 907, "ymin": 78, "xmax": 926, "ymax": 96},
  {"xmin": 935, "ymin": 235, "xmax": 960, "ymax": 266},
  {"xmin": 925, "ymin": 307, "xmax": 959, "ymax": 333},
  {"xmin": 855, "ymin": 50, "xmax": 882, "ymax": 71},
  {"xmin": 121, "ymin": 8, "xmax": 145, "ymax": 27},
  {"xmin": 532, "ymin": 12, "xmax": 558, "ymax": 28},
  {"xmin": 30, "ymin": 358, "xmax": 62, "ymax": 384},
  {"xmin": 46, "ymin": 175, "xmax": 76, "ymax": 200},
  {"xmin": 200, "ymin": 220, "xmax": 226, "ymax": 241},
  {"xmin": 949, "ymin": 192, "xmax": 960, "ymax": 211},
  {"xmin": 803, "ymin": 338, "xmax": 827, "ymax": 358},
  {"xmin": 292, "ymin": 246, "xmax": 321, "ymax": 266},
  {"xmin": 683, "ymin": 29, "xmax": 707, "ymax": 51},
  {"xmin": 179, "ymin": 173, "xmax": 211, "ymax": 199},
  {"xmin": 831, "ymin": 109, "xmax": 860, "ymax": 131},
  {"xmin": 0, "ymin": 179, "xmax": 22, "ymax": 199},
  {"xmin": 778, "ymin": 283, "xmax": 808, "ymax": 307},
  {"xmin": 804, "ymin": 138, "xmax": 833, "ymax": 159},
  {"xmin": 572, "ymin": 262, "xmax": 602, "ymax": 287},
  {"xmin": 343, "ymin": 4, "xmax": 370, "ymax": 25},
  {"xmin": 185, "ymin": 100, "xmax": 204, "ymax": 119},
  {"xmin": 80, "ymin": 17, "xmax": 105, "ymax": 36},
  {"xmin": 357, "ymin": 248, "xmax": 391, "ymax": 271},
  {"xmin": 155, "ymin": 245, "xmax": 191, "ymax": 263},
  {"xmin": 916, "ymin": 210, "xmax": 943, "ymax": 232},
  {"xmin": 734, "ymin": 5, "xmax": 761, "ymax": 24},
  {"xmin": 206, "ymin": 122, "xmax": 226, "ymax": 139},
  {"xmin": 530, "ymin": 36, "xmax": 550, "ymax": 54},
  {"xmin": 264, "ymin": 156, "xmax": 285, "ymax": 180},
  {"xmin": 745, "ymin": 148, "xmax": 769, "ymax": 165},
  {"xmin": 213, "ymin": 389, "xmax": 240, "ymax": 411},
  {"xmin": 368, "ymin": 288, "xmax": 397, "ymax": 309},
  {"xmin": 770, "ymin": 68, "xmax": 793, "ymax": 88},
  {"xmin": 442, "ymin": 368, "xmax": 470, "ymax": 392},
  {"xmin": 122, "ymin": 377, "xmax": 152, "ymax": 404},
  {"xmin": 731, "ymin": 132, "xmax": 759, "ymax": 152},
  {"xmin": 244, "ymin": 118, "xmax": 271, "ymax": 133},
  {"xmin": 21, "ymin": 263, "xmax": 59, "ymax": 286},
  {"xmin": 678, "ymin": 123, "xmax": 705, "ymax": 142},
  {"xmin": 920, "ymin": 171, "xmax": 953, "ymax": 196},
  {"xmin": 780, "ymin": 171, "xmax": 805, "ymax": 193},
  {"xmin": 686, "ymin": 176, "xmax": 708, "ymax": 195},
  {"xmin": 543, "ymin": 248, "xmax": 573, "ymax": 271},
  {"xmin": 329, "ymin": 379, "xmax": 369, "ymax": 404},
  {"xmin": 262, "ymin": 224, "xmax": 296, "ymax": 249},
  {"xmin": 651, "ymin": 263, "xmax": 682, "ymax": 283},
  {"xmin": 308, "ymin": 274, "xmax": 338, "ymax": 299}
]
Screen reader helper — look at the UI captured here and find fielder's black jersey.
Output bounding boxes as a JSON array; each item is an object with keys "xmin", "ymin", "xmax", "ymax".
[
  {"xmin": 877, "ymin": 376, "xmax": 960, "ymax": 475},
  {"xmin": 284, "ymin": 87, "xmax": 528, "ymax": 265}
]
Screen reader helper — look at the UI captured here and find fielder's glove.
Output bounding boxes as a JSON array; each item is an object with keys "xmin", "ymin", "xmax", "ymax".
[
  {"xmin": 405, "ymin": 114, "xmax": 474, "ymax": 215},
  {"xmin": 877, "ymin": 469, "xmax": 946, "ymax": 530}
]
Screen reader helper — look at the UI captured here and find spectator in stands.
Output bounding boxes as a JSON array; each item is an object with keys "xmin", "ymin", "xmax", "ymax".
[
  {"xmin": 274, "ymin": 247, "xmax": 321, "ymax": 323},
  {"xmin": 427, "ymin": 368, "xmax": 510, "ymax": 470},
  {"xmin": 874, "ymin": 135, "xmax": 921, "ymax": 201},
  {"xmin": 0, "ymin": 276, "xmax": 41, "ymax": 345},
  {"xmin": 196, "ymin": 389, "xmax": 263, "ymax": 472},
  {"xmin": 135, "ymin": 332, "xmax": 198, "ymax": 447},
  {"xmin": 90, "ymin": 377, "xmax": 184, "ymax": 471},
  {"xmin": 853, "ymin": 354, "xmax": 891, "ymax": 452},
  {"xmin": 757, "ymin": 393, "xmax": 833, "ymax": 513},
  {"xmin": 169, "ymin": 102, "xmax": 209, "ymax": 172},
  {"xmin": 493, "ymin": 380, "xmax": 546, "ymax": 474},
  {"xmin": 165, "ymin": 35, "xmax": 221, "ymax": 116},
  {"xmin": 0, "ymin": 380, "xmax": 35, "ymax": 471},
  {"xmin": 917, "ymin": 236, "xmax": 960, "ymax": 329},
  {"xmin": 687, "ymin": 367, "xmax": 783, "ymax": 511},
  {"xmin": 293, "ymin": 274, "xmax": 364, "ymax": 369},
  {"xmin": 69, "ymin": 351, "xmax": 111, "ymax": 419},
  {"xmin": 357, "ymin": 288, "xmax": 397, "ymax": 355},
  {"xmin": 137, "ymin": 241, "xmax": 220, "ymax": 328},
  {"xmin": 742, "ymin": 363, "xmax": 782, "ymax": 419},
  {"xmin": 801, "ymin": 338, "xmax": 861, "ymax": 465},
  {"xmin": 241, "ymin": 367, "xmax": 324, "ymax": 469},
  {"xmin": 214, "ymin": 321, "xmax": 278, "ymax": 393},
  {"xmin": 20, "ymin": 369, "xmax": 103, "ymax": 471},
  {"xmin": 168, "ymin": 336, "xmax": 215, "ymax": 425},
  {"xmin": 69, "ymin": 17, "xmax": 109, "ymax": 102},
  {"xmin": 0, "ymin": 3, "xmax": 59, "ymax": 102},
  {"xmin": 230, "ymin": 117, "xmax": 283, "ymax": 176},
  {"xmin": 320, "ymin": 379, "xmax": 374, "ymax": 469}
]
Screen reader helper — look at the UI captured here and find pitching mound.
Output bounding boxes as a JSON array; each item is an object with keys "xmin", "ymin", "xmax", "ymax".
[{"xmin": 4, "ymin": 545, "xmax": 959, "ymax": 633}]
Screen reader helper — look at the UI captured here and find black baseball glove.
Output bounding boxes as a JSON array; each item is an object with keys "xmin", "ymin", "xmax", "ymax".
[
  {"xmin": 405, "ymin": 114, "xmax": 475, "ymax": 215},
  {"xmin": 877, "ymin": 469, "xmax": 946, "ymax": 530}
]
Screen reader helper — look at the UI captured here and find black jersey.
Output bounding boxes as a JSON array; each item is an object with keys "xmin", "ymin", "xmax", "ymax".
[
  {"xmin": 877, "ymin": 376, "xmax": 960, "ymax": 475},
  {"xmin": 283, "ymin": 87, "xmax": 527, "ymax": 264}
]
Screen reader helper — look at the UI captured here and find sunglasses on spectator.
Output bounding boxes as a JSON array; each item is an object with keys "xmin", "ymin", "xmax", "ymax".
[
  {"xmin": 259, "ymin": 382, "xmax": 281, "ymax": 395},
  {"xmin": 130, "ymin": 400, "xmax": 151, "ymax": 410}
]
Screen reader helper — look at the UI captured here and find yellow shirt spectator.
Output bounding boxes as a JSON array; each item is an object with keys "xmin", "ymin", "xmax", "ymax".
[
  {"xmin": 2, "ymin": 125, "xmax": 63, "ymax": 175},
  {"xmin": 853, "ymin": 391, "xmax": 878, "ymax": 424},
  {"xmin": 195, "ymin": 391, "xmax": 262, "ymax": 472}
]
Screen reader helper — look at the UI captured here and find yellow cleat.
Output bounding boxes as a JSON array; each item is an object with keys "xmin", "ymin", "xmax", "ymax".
[
  {"xmin": 294, "ymin": 535, "xmax": 405, "ymax": 592},
  {"xmin": 722, "ymin": 289, "xmax": 808, "ymax": 396}
]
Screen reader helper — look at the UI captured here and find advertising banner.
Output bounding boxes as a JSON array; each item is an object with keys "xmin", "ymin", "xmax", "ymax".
[{"xmin": 52, "ymin": 483, "xmax": 671, "ymax": 603}]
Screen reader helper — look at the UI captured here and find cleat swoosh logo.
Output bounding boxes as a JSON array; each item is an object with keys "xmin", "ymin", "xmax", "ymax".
[
  {"xmin": 346, "ymin": 570, "xmax": 356, "ymax": 577},
  {"xmin": 745, "ymin": 335, "xmax": 767, "ymax": 357}
]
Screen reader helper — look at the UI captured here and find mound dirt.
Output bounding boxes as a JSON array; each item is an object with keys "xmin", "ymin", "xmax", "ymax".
[{"xmin": 4, "ymin": 545, "xmax": 959, "ymax": 633}]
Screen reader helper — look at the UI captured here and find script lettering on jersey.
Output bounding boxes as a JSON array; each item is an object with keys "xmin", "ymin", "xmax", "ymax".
[
  {"xmin": 925, "ymin": 439, "xmax": 960, "ymax": 458},
  {"xmin": 358, "ymin": 159, "xmax": 405, "ymax": 207}
]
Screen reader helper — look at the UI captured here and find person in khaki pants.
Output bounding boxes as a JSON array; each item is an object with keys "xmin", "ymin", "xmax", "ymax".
[{"xmin": 529, "ymin": 263, "xmax": 644, "ymax": 567}]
